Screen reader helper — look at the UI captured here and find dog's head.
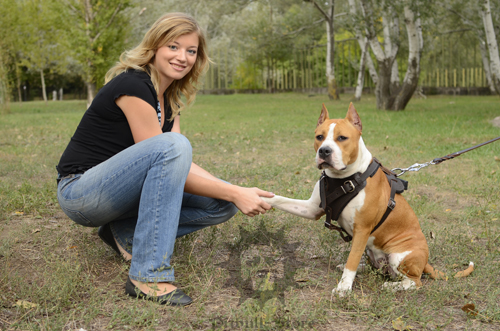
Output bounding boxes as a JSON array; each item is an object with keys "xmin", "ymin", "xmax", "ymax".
[{"xmin": 314, "ymin": 103, "xmax": 363, "ymax": 174}]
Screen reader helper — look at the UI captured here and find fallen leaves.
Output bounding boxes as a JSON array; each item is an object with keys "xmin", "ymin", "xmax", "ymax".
[
  {"xmin": 15, "ymin": 300, "xmax": 38, "ymax": 309},
  {"xmin": 392, "ymin": 317, "xmax": 413, "ymax": 330},
  {"xmin": 462, "ymin": 303, "xmax": 478, "ymax": 316}
]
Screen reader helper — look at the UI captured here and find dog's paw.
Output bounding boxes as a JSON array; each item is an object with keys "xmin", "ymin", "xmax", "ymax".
[
  {"xmin": 260, "ymin": 196, "xmax": 274, "ymax": 204},
  {"xmin": 331, "ymin": 284, "xmax": 352, "ymax": 298},
  {"xmin": 382, "ymin": 278, "xmax": 416, "ymax": 292}
]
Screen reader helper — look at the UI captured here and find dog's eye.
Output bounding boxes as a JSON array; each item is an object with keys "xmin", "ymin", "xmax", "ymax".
[
  {"xmin": 337, "ymin": 135, "xmax": 348, "ymax": 142},
  {"xmin": 316, "ymin": 135, "xmax": 324, "ymax": 141}
]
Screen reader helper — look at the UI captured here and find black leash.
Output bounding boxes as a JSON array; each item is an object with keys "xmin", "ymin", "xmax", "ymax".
[{"xmin": 392, "ymin": 136, "xmax": 500, "ymax": 177}]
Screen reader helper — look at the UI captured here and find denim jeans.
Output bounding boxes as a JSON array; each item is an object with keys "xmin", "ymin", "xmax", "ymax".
[{"xmin": 57, "ymin": 133, "xmax": 238, "ymax": 282}]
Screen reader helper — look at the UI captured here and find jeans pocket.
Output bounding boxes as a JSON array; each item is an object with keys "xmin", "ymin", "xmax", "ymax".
[{"xmin": 58, "ymin": 175, "xmax": 82, "ymax": 195}]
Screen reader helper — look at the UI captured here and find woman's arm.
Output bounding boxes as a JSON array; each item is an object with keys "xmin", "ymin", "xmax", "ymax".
[
  {"xmin": 116, "ymin": 96, "xmax": 163, "ymax": 143},
  {"xmin": 173, "ymin": 115, "xmax": 273, "ymax": 216},
  {"xmin": 184, "ymin": 172, "xmax": 273, "ymax": 217}
]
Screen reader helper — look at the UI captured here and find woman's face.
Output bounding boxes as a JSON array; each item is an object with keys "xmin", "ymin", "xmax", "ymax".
[{"xmin": 153, "ymin": 32, "xmax": 199, "ymax": 88}]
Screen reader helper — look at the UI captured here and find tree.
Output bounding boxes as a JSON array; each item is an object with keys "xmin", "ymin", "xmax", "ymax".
[
  {"xmin": 447, "ymin": 0, "xmax": 500, "ymax": 94},
  {"xmin": 305, "ymin": 0, "xmax": 340, "ymax": 100},
  {"xmin": 347, "ymin": 0, "xmax": 378, "ymax": 100},
  {"xmin": 481, "ymin": 0, "xmax": 500, "ymax": 94},
  {"xmin": 59, "ymin": 0, "xmax": 132, "ymax": 106},
  {"xmin": 16, "ymin": 0, "xmax": 68, "ymax": 103},
  {"xmin": 0, "ymin": 0, "xmax": 18, "ymax": 108},
  {"xmin": 361, "ymin": 0, "xmax": 424, "ymax": 110}
]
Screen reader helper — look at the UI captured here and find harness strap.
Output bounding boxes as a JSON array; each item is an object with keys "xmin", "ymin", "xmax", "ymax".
[
  {"xmin": 321, "ymin": 158, "xmax": 408, "ymax": 242},
  {"xmin": 321, "ymin": 161, "xmax": 380, "ymax": 242}
]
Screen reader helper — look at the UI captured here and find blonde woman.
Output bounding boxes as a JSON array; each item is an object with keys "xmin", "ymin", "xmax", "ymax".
[{"xmin": 56, "ymin": 13, "xmax": 273, "ymax": 306}]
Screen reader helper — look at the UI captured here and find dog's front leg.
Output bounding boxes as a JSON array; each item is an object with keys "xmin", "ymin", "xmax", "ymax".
[
  {"xmin": 333, "ymin": 228, "xmax": 371, "ymax": 297},
  {"xmin": 261, "ymin": 181, "xmax": 324, "ymax": 220}
]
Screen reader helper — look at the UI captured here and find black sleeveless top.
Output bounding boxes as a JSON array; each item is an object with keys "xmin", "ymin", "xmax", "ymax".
[{"xmin": 57, "ymin": 70, "xmax": 174, "ymax": 177}]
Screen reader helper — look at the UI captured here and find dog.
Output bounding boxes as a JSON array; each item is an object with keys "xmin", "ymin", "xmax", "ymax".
[{"xmin": 262, "ymin": 103, "xmax": 474, "ymax": 296}]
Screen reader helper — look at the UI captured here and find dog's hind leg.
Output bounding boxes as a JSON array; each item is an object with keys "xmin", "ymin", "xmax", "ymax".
[{"xmin": 382, "ymin": 251, "xmax": 426, "ymax": 291}]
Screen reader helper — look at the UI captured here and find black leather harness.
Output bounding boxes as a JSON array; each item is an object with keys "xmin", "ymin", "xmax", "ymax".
[{"xmin": 320, "ymin": 158, "xmax": 408, "ymax": 242}]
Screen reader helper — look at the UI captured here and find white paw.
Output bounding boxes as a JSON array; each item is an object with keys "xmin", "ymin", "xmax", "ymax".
[
  {"xmin": 332, "ymin": 283, "xmax": 352, "ymax": 297},
  {"xmin": 382, "ymin": 278, "xmax": 416, "ymax": 292}
]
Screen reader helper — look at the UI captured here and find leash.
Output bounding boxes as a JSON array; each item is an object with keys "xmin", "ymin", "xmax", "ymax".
[{"xmin": 391, "ymin": 136, "xmax": 500, "ymax": 177}]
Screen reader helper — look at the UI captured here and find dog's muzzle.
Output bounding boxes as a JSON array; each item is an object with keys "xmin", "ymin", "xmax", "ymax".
[{"xmin": 318, "ymin": 146, "xmax": 332, "ymax": 160}]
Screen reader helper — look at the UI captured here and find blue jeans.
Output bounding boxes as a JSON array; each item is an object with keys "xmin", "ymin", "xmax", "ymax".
[{"xmin": 57, "ymin": 133, "xmax": 238, "ymax": 282}]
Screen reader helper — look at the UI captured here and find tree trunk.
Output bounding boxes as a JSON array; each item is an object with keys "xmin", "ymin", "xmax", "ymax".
[
  {"xmin": 348, "ymin": 0, "xmax": 377, "ymax": 100},
  {"xmin": 86, "ymin": 80, "xmax": 95, "ymax": 108},
  {"xmin": 392, "ymin": 6, "xmax": 423, "ymax": 110},
  {"xmin": 354, "ymin": 41, "xmax": 367, "ymax": 101},
  {"xmin": 362, "ymin": 0, "xmax": 421, "ymax": 111},
  {"xmin": 41, "ymin": 69, "xmax": 47, "ymax": 103},
  {"xmin": 326, "ymin": 19, "xmax": 339, "ymax": 100},
  {"xmin": 16, "ymin": 65, "xmax": 22, "ymax": 102},
  {"xmin": 309, "ymin": 0, "xmax": 339, "ymax": 100},
  {"xmin": 481, "ymin": 0, "xmax": 500, "ymax": 94},
  {"xmin": 479, "ymin": 39, "xmax": 496, "ymax": 93}
]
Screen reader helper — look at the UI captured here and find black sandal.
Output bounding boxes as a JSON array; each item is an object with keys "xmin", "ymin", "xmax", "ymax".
[{"xmin": 125, "ymin": 277, "xmax": 193, "ymax": 306}]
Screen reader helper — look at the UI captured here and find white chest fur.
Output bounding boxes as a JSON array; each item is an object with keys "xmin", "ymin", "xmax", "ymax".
[{"xmin": 337, "ymin": 190, "xmax": 366, "ymax": 236}]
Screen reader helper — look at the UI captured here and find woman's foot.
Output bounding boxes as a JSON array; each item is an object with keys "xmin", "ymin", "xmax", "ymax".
[
  {"xmin": 98, "ymin": 224, "xmax": 132, "ymax": 261},
  {"xmin": 129, "ymin": 278, "xmax": 177, "ymax": 296},
  {"xmin": 114, "ymin": 237, "xmax": 132, "ymax": 261},
  {"xmin": 125, "ymin": 277, "xmax": 192, "ymax": 306}
]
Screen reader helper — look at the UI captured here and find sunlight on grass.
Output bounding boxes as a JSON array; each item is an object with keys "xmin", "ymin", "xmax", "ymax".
[{"xmin": 0, "ymin": 95, "xmax": 499, "ymax": 329}]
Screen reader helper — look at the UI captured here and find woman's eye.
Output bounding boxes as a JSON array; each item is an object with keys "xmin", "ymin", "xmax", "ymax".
[
  {"xmin": 168, "ymin": 45, "xmax": 177, "ymax": 50},
  {"xmin": 337, "ymin": 136, "xmax": 348, "ymax": 142},
  {"xmin": 316, "ymin": 135, "xmax": 324, "ymax": 141},
  {"xmin": 188, "ymin": 49, "xmax": 197, "ymax": 55}
]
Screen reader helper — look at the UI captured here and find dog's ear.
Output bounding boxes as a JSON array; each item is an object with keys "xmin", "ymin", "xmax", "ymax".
[
  {"xmin": 317, "ymin": 103, "xmax": 329, "ymax": 127},
  {"xmin": 346, "ymin": 102, "xmax": 362, "ymax": 133}
]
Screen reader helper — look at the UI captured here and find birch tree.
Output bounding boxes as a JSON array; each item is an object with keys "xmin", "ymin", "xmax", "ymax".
[
  {"xmin": 447, "ymin": 0, "xmax": 499, "ymax": 94},
  {"xmin": 481, "ymin": 0, "xmax": 500, "ymax": 94},
  {"xmin": 347, "ymin": 0, "xmax": 378, "ymax": 100},
  {"xmin": 305, "ymin": 0, "xmax": 340, "ymax": 100},
  {"xmin": 361, "ymin": 0, "xmax": 424, "ymax": 110}
]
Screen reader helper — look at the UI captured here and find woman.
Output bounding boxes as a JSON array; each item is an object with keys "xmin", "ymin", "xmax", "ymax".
[{"xmin": 56, "ymin": 12, "xmax": 273, "ymax": 306}]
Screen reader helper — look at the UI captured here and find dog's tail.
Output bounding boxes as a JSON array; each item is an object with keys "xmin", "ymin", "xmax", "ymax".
[{"xmin": 423, "ymin": 262, "xmax": 474, "ymax": 280}]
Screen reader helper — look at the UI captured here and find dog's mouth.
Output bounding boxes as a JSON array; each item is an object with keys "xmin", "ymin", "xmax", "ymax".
[
  {"xmin": 317, "ymin": 159, "xmax": 347, "ymax": 171},
  {"xmin": 317, "ymin": 159, "xmax": 333, "ymax": 170}
]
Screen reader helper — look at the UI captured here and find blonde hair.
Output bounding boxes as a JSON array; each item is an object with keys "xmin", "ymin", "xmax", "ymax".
[{"xmin": 105, "ymin": 12, "xmax": 209, "ymax": 120}]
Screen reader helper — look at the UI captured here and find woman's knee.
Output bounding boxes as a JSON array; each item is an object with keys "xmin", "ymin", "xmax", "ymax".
[{"xmin": 150, "ymin": 133, "xmax": 192, "ymax": 165}]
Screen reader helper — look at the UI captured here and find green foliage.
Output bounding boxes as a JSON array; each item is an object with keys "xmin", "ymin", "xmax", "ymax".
[{"xmin": 58, "ymin": 0, "xmax": 132, "ymax": 88}]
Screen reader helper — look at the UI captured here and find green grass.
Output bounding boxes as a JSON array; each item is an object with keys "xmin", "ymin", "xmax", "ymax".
[{"xmin": 0, "ymin": 94, "xmax": 499, "ymax": 330}]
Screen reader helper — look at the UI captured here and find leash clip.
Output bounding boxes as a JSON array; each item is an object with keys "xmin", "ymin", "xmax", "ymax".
[{"xmin": 391, "ymin": 161, "xmax": 435, "ymax": 177}]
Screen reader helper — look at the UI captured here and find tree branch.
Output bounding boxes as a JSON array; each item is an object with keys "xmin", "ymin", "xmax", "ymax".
[
  {"xmin": 305, "ymin": 0, "xmax": 331, "ymax": 21},
  {"xmin": 92, "ymin": 2, "xmax": 123, "ymax": 44}
]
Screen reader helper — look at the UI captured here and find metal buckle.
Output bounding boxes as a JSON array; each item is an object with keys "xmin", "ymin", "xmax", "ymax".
[
  {"xmin": 388, "ymin": 198, "xmax": 396, "ymax": 210},
  {"xmin": 342, "ymin": 180, "xmax": 355, "ymax": 193}
]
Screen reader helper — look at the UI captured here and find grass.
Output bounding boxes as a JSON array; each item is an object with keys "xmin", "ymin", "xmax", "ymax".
[{"xmin": 0, "ymin": 93, "xmax": 499, "ymax": 330}]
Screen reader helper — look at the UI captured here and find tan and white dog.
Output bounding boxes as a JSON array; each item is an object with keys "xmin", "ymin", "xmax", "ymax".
[{"xmin": 262, "ymin": 103, "xmax": 474, "ymax": 296}]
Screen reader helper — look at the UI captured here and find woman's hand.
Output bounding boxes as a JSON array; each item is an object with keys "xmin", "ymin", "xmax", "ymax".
[
  {"xmin": 184, "ymin": 165, "xmax": 274, "ymax": 217},
  {"xmin": 231, "ymin": 186, "xmax": 274, "ymax": 217}
]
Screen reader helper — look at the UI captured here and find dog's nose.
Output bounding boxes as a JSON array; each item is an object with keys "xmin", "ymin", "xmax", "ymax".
[{"xmin": 318, "ymin": 146, "xmax": 332, "ymax": 159}]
